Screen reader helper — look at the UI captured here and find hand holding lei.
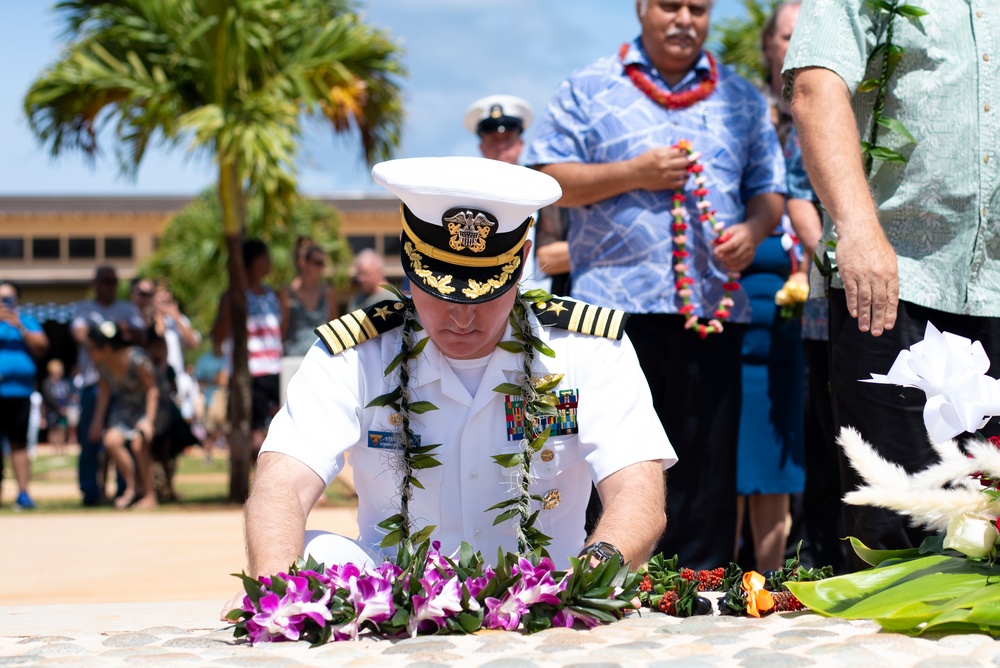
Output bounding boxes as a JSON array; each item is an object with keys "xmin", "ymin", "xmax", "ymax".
[{"xmin": 670, "ymin": 140, "xmax": 740, "ymax": 339}]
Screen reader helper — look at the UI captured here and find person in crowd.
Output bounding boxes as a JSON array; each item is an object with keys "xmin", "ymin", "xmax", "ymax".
[
  {"xmin": 225, "ymin": 157, "xmax": 674, "ymax": 617},
  {"xmin": 763, "ymin": 0, "xmax": 846, "ymax": 573},
  {"xmin": 70, "ymin": 265, "xmax": 145, "ymax": 506},
  {"xmin": 0, "ymin": 280, "xmax": 49, "ymax": 510},
  {"xmin": 524, "ymin": 0, "xmax": 785, "ymax": 569},
  {"xmin": 145, "ymin": 327, "xmax": 192, "ymax": 503},
  {"xmin": 152, "ymin": 282, "xmax": 201, "ymax": 405},
  {"xmin": 212, "ymin": 239, "xmax": 283, "ymax": 460},
  {"xmin": 133, "ymin": 278, "xmax": 201, "ymax": 405},
  {"xmin": 87, "ymin": 320, "xmax": 162, "ymax": 510},
  {"xmin": 464, "ymin": 94, "xmax": 571, "ymax": 294},
  {"xmin": 41, "ymin": 358, "xmax": 72, "ymax": 458},
  {"xmin": 280, "ymin": 237, "xmax": 339, "ymax": 357},
  {"xmin": 784, "ymin": 0, "xmax": 1000, "ymax": 569},
  {"xmin": 194, "ymin": 348, "xmax": 229, "ymax": 460},
  {"xmin": 346, "ymin": 249, "xmax": 395, "ymax": 312},
  {"xmin": 732, "ymin": 0, "xmax": 808, "ymax": 573}
]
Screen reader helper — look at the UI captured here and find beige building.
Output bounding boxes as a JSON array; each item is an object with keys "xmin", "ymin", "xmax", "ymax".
[{"xmin": 0, "ymin": 194, "xmax": 404, "ymax": 306}]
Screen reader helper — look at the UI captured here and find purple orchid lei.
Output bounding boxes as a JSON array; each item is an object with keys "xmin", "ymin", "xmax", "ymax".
[{"xmin": 229, "ymin": 540, "xmax": 640, "ymax": 644}]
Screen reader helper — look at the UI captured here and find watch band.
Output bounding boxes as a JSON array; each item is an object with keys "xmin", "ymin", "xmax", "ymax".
[{"xmin": 578, "ymin": 540, "xmax": 622, "ymax": 564}]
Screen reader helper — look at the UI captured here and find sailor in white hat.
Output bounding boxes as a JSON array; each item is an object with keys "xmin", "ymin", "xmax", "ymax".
[
  {"xmin": 464, "ymin": 95, "xmax": 570, "ymax": 295},
  {"xmin": 231, "ymin": 157, "xmax": 674, "ymax": 605}
]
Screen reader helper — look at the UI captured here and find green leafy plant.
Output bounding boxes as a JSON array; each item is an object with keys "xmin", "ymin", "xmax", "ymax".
[{"xmin": 859, "ymin": 0, "xmax": 926, "ymax": 175}]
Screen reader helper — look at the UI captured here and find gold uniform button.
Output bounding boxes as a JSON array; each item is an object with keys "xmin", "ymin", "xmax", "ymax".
[
  {"xmin": 985, "ymin": 53, "xmax": 991, "ymax": 62},
  {"xmin": 542, "ymin": 489, "xmax": 561, "ymax": 510},
  {"xmin": 540, "ymin": 449, "xmax": 555, "ymax": 462},
  {"xmin": 986, "ymin": 104, "xmax": 992, "ymax": 112},
  {"xmin": 389, "ymin": 413, "xmax": 403, "ymax": 426}
]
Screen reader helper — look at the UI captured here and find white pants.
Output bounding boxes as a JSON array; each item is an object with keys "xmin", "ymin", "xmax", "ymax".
[{"xmin": 302, "ymin": 531, "xmax": 381, "ymax": 569}]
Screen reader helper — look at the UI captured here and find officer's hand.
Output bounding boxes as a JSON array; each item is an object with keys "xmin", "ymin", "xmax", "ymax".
[
  {"xmin": 630, "ymin": 147, "xmax": 690, "ymax": 192},
  {"xmin": 220, "ymin": 591, "xmax": 245, "ymax": 623}
]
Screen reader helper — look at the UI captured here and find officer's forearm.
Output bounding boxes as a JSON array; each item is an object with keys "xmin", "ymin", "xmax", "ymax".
[
  {"xmin": 589, "ymin": 460, "xmax": 666, "ymax": 566},
  {"xmin": 244, "ymin": 452, "xmax": 325, "ymax": 578}
]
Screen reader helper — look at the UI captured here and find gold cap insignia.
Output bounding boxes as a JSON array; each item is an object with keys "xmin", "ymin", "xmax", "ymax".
[{"xmin": 444, "ymin": 210, "xmax": 496, "ymax": 254}]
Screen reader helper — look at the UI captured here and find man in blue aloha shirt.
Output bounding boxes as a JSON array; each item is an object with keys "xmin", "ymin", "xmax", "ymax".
[{"xmin": 524, "ymin": 0, "xmax": 785, "ymax": 569}]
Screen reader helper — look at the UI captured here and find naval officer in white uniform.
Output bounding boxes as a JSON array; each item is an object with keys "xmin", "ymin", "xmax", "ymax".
[{"xmin": 239, "ymin": 156, "xmax": 675, "ymax": 587}]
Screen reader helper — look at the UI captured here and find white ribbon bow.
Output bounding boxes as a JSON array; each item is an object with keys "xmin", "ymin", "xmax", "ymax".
[{"xmin": 863, "ymin": 322, "xmax": 1000, "ymax": 443}]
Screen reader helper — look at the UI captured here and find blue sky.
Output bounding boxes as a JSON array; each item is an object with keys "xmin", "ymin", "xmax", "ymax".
[{"xmin": 0, "ymin": 1, "xmax": 746, "ymax": 196}]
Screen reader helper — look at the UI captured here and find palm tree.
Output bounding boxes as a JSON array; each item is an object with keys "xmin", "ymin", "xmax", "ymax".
[
  {"xmin": 715, "ymin": 0, "xmax": 781, "ymax": 85},
  {"xmin": 25, "ymin": 0, "xmax": 405, "ymax": 502}
]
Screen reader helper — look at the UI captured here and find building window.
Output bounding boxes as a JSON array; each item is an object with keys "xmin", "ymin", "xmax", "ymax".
[
  {"xmin": 32, "ymin": 238, "xmax": 60, "ymax": 259},
  {"xmin": 347, "ymin": 235, "xmax": 376, "ymax": 255},
  {"xmin": 0, "ymin": 238, "xmax": 24, "ymax": 259},
  {"xmin": 68, "ymin": 237, "xmax": 97, "ymax": 259},
  {"xmin": 382, "ymin": 234, "xmax": 400, "ymax": 258},
  {"xmin": 104, "ymin": 237, "xmax": 133, "ymax": 259}
]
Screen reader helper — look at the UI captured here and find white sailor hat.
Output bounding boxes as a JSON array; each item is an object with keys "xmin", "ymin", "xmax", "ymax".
[
  {"xmin": 463, "ymin": 94, "xmax": 534, "ymax": 136},
  {"xmin": 372, "ymin": 156, "xmax": 561, "ymax": 303}
]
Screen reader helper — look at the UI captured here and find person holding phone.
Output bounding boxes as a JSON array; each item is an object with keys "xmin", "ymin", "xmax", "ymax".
[{"xmin": 0, "ymin": 280, "xmax": 49, "ymax": 510}]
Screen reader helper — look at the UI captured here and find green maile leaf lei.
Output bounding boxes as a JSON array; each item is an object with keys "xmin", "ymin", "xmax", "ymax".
[
  {"xmin": 367, "ymin": 287, "xmax": 559, "ymax": 557},
  {"xmin": 489, "ymin": 288, "xmax": 562, "ymax": 557},
  {"xmin": 860, "ymin": 0, "xmax": 924, "ymax": 175},
  {"xmin": 365, "ymin": 289, "xmax": 440, "ymax": 549}
]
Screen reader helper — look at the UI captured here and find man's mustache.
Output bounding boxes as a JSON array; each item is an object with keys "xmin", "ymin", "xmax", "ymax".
[{"xmin": 665, "ymin": 27, "xmax": 698, "ymax": 40}]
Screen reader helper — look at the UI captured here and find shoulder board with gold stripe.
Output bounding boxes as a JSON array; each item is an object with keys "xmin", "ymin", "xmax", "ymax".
[
  {"xmin": 314, "ymin": 300, "xmax": 405, "ymax": 355},
  {"xmin": 531, "ymin": 298, "xmax": 629, "ymax": 340}
]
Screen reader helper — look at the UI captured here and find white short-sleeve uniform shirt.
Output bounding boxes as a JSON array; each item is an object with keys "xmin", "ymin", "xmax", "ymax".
[{"xmin": 261, "ymin": 312, "xmax": 676, "ymax": 567}]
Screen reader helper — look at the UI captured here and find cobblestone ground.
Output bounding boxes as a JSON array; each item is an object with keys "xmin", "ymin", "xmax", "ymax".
[{"xmin": 2, "ymin": 601, "xmax": 999, "ymax": 667}]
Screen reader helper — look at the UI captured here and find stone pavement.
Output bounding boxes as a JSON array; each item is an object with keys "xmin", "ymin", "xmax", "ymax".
[{"xmin": 2, "ymin": 599, "xmax": 999, "ymax": 667}]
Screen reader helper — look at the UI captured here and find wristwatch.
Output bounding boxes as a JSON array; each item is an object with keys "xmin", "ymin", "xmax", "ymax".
[{"xmin": 578, "ymin": 541, "xmax": 623, "ymax": 565}]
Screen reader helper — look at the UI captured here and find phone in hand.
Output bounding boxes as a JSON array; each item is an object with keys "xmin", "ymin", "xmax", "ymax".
[{"xmin": 0, "ymin": 296, "xmax": 14, "ymax": 309}]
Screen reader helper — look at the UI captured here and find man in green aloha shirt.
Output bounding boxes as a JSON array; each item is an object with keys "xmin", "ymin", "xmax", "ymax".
[{"xmin": 784, "ymin": 0, "xmax": 1000, "ymax": 569}]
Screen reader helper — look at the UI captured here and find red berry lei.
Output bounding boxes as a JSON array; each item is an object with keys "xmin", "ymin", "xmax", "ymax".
[
  {"xmin": 619, "ymin": 43, "xmax": 718, "ymax": 110},
  {"xmin": 670, "ymin": 139, "xmax": 740, "ymax": 339}
]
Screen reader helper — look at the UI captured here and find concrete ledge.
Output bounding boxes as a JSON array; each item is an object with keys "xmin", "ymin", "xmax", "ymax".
[{"xmin": 2, "ymin": 600, "xmax": 999, "ymax": 667}]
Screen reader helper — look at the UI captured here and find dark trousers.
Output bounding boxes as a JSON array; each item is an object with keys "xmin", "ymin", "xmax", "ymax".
[
  {"xmin": 799, "ymin": 337, "xmax": 847, "ymax": 573},
  {"xmin": 829, "ymin": 289, "xmax": 1000, "ymax": 570},
  {"xmin": 626, "ymin": 313, "xmax": 744, "ymax": 570},
  {"xmin": 76, "ymin": 384, "xmax": 102, "ymax": 505}
]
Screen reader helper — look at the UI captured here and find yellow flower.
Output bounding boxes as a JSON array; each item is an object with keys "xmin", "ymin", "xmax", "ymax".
[
  {"xmin": 741, "ymin": 571, "xmax": 774, "ymax": 618},
  {"xmin": 775, "ymin": 278, "xmax": 810, "ymax": 306}
]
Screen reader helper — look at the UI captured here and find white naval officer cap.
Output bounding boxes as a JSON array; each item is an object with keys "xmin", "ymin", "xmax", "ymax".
[
  {"xmin": 462, "ymin": 94, "xmax": 534, "ymax": 136},
  {"xmin": 372, "ymin": 156, "xmax": 561, "ymax": 304}
]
